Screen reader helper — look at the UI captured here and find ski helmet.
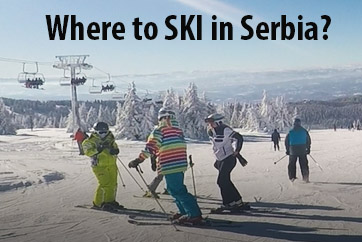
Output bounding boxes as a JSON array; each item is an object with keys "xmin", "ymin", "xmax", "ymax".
[
  {"xmin": 204, "ymin": 113, "xmax": 224, "ymax": 123},
  {"xmin": 93, "ymin": 122, "xmax": 109, "ymax": 132},
  {"xmin": 158, "ymin": 108, "xmax": 175, "ymax": 120}
]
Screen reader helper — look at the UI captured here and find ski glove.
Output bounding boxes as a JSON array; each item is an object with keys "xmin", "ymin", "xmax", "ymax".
[
  {"xmin": 129, "ymin": 158, "xmax": 142, "ymax": 168},
  {"xmin": 306, "ymin": 148, "xmax": 310, "ymax": 155},
  {"xmin": 97, "ymin": 144, "xmax": 106, "ymax": 153},
  {"xmin": 109, "ymin": 148, "xmax": 119, "ymax": 155},
  {"xmin": 286, "ymin": 151, "xmax": 290, "ymax": 155}
]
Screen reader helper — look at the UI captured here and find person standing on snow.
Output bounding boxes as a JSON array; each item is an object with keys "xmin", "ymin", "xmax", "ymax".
[
  {"xmin": 271, "ymin": 129, "xmax": 281, "ymax": 151},
  {"xmin": 205, "ymin": 113, "xmax": 247, "ymax": 210},
  {"xmin": 128, "ymin": 108, "xmax": 202, "ymax": 225},
  {"xmin": 285, "ymin": 118, "xmax": 311, "ymax": 183},
  {"xmin": 74, "ymin": 128, "xmax": 88, "ymax": 155},
  {"xmin": 142, "ymin": 154, "xmax": 168, "ymax": 198},
  {"xmin": 82, "ymin": 122, "xmax": 122, "ymax": 210}
]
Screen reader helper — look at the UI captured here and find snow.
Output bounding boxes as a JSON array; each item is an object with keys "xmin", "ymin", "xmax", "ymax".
[{"xmin": 1, "ymin": 128, "xmax": 362, "ymax": 241}]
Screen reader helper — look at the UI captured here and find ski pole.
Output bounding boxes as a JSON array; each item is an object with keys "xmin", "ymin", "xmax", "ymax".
[
  {"xmin": 308, "ymin": 154, "xmax": 323, "ymax": 171},
  {"xmin": 117, "ymin": 157, "xmax": 145, "ymax": 192},
  {"xmin": 135, "ymin": 166, "xmax": 180, "ymax": 232},
  {"xmin": 116, "ymin": 165, "xmax": 126, "ymax": 188},
  {"xmin": 188, "ymin": 155, "xmax": 197, "ymax": 197},
  {"xmin": 273, "ymin": 155, "xmax": 287, "ymax": 165}
]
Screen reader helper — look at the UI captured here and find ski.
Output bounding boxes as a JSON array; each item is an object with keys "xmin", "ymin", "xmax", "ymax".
[
  {"xmin": 75, "ymin": 204, "xmax": 164, "ymax": 218},
  {"xmin": 127, "ymin": 215, "xmax": 241, "ymax": 227},
  {"xmin": 133, "ymin": 195, "xmax": 174, "ymax": 201},
  {"xmin": 210, "ymin": 202, "xmax": 251, "ymax": 214}
]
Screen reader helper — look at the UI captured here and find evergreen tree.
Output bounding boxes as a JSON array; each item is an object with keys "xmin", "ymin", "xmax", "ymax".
[
  {"xmin": 0, "ymin": 98, "xmax": 17, "ymax": 135},
  {"xmin": 180, "ymin": 83, "xmax": 209, "ymax": 140},
  {"xmin": 115, "ymin": 82, "xmax": 144, "ymax": 140},
  {"xmin": 86, "ymin": 106, "xmax": 98, "ymax": 129},
  {"xmin": 163, "ymin": 88, "xmax": 180, "ymax": 114},
  {"xmin": 230, "ymin": 100, "xmax": 240, "ymax": 128},
  {"xmin": 65, "ymin": 110, "xmax": 74, "ymax": 133},
  {"xmin": 79, "ymin": 102, "xmax": 90, "ymax": 130},
  {"xmin": 139, "ymin": 103, "xmax": 157, "ymax": 140},
  {"xmin": 97, "ymin": 105, "xmax": 113, "ymax": 126}
]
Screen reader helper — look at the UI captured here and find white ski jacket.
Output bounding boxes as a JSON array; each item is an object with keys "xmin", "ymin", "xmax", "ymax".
[{"xmin": 208, "ymin": 124, "xmax": 243, "ymax": 161}]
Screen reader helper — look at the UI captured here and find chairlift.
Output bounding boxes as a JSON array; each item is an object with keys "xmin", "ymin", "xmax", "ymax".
[
  {"xmin": 143, "ymin": 98, "xmax": 152, "ymax": 102},
  {"xmin": 112, "ymin": 91, "xmax": 125, "ymax": 101},
  {"xmin": 18, "ymin": 63, "xmax": 45, "ymax": 89},
  {"xmin": 89, "ymin": 78, "xmax": 102, "ymax": 94},
  {"xmin": 71, "ymin": 73, "xmax": 87, "ymax": 86},
  {"xmin": 155, "ymin": 100, "xmax": 164, "ymax": 105},
  {"xmin": 101, "ymin": 81, "xmax": 116, "ymax": 92},
  {"xmin": 98, "ymin": 73, "xmax": 115, "ymax": 92},
  {"xmin": 59, "ymin": 70, "xmax": 71, "ymax": 86}
]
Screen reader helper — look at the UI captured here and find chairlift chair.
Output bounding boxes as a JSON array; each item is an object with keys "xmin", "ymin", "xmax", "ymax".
[
  {"xmin": 89, "ymin": 78, "xmax": 102, "ymax": 94},
  {"xmin": 71, "ymin": 73, "xmax": 87, "ymax": 86},
  {"xmin": 17, "ymin": 62, "xmax": 38, "ymax": 83},
  {"xmin": 101, "ymin": 81, "xmax": 116, "ymax": 92},
  {"xmin": 112, "ymin": 91, "xmax": 125, "ymax": 101},
  {"xmin": 59, "ymin": 77, "xmax": 71, "ymax": 86}
]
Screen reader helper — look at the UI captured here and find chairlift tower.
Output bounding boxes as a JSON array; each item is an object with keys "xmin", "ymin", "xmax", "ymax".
[{"xmin": 53, "ymin": 55, "xmax": 93, "ymax": 133}]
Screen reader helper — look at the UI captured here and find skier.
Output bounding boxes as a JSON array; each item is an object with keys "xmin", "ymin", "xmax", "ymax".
[
  {"xmin": 204, "ymin": 113, "xmax": 247, "ymax": 211},
  {"xmin": 271, "ymin": 129, "xmax": 281, "ymax": 151},
  {"xmin": 285, "ymin": 118, "xmax": 311, "ymax": 183},
  {"xmin": 74, "ymin": 128, "xmax": 88, "ymax": 155},
  {"xmin": 142, "ymin": 155, "xmax": 168, "ymax": 198},
  {"xmin": 29, "ymin": 116, "xmax": 34, "ymax": 131},
  {"xmin": 82, "ymin": 122, "xmax": 122, "ymax": 210},
  {"xmin": 128, "ymin": 108, "xmax": 202, "ymax": 225}
]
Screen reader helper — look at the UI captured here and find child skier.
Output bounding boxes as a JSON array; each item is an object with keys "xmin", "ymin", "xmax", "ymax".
[{"xmin": 82, "ymin": 122, "xmax": 122, "ymax": 210}]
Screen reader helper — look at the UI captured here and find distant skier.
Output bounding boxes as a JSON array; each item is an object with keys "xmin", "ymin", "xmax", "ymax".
[
  {"xmin": 82, "ymin": 122, "xmax": 122, "ymax": 211},
  {"xmin": 29, "ymin": 116, "xmax": 34, "ymax": 131},
  {"xmin": 333, "ymin": 124, "xmax": 337, "ymax": 131},
  {"xmin": 74, "ymin": 128, "xmax": 88, "ymax": 155},
  {"xmin": 128, "ymin": 108, "xmax": 202, "ymax": 225},
  {"xmin": 285, "ymin": 118, "xmax": 311, "ymax": 183},
  {"xmin": 204, "ymin": 113, "xmax": 247, "ymax": 210},
  {"xmin": 271, "ymin": 129, "xmax": 281, "ymax": 151}
]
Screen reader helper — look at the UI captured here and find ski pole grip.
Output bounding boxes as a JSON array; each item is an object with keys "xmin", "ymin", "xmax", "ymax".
[{"xmin": 189, "ymin": 155, "xmax": 194, "ymax": 167}]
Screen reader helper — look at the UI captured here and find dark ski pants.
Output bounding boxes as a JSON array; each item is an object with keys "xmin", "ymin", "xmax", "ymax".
[
  {"xmin": 214, "ymin": 155, "xmax": 242, "ymax": 205},
  {"xmin": 273, "ymin": 142, "xmax": 280, "ymax": 151},
  {"xmin": 288, "ymin": 155, "xmax": 309, "ymax": 181},
  {"xmin": 77, "ymin": 142, "xmax": 84, "ymax": 155}
]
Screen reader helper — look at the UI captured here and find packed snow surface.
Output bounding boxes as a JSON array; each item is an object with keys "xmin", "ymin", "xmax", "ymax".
[{"xmin": 1, "ymin": 128, "xmax": 362, "ymax": 242}]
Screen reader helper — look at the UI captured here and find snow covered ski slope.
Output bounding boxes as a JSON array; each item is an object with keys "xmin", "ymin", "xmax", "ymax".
[{"xmin": 1, "ymin": 128, "xmax": 362, "ymax": 241}]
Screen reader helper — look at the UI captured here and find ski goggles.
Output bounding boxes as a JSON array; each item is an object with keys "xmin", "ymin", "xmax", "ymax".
[
  {"xmin": 95, "ymin": 130, "xmax": 108, "ymax": 135},
  {"xmin": 158, "ymin": 110, "xmax": 176, "ymax": 120}
]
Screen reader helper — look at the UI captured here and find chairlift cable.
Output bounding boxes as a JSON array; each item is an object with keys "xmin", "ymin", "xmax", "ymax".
[{"xmin": 0, "ymin": 57, "xmax": 53, "ymax": 65}]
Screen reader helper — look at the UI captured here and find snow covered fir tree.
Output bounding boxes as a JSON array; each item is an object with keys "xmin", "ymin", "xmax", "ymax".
[
  {"xmin": 2, "ymin": 85, "xmax": 362, "ymax": 137},
  {"xmin": 114, "ymin": 82, "xmax": 156, "ymax": 140},
  {"xmin": 0, "ymin": 98, "xmax": 17, "ymax": 135}
]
